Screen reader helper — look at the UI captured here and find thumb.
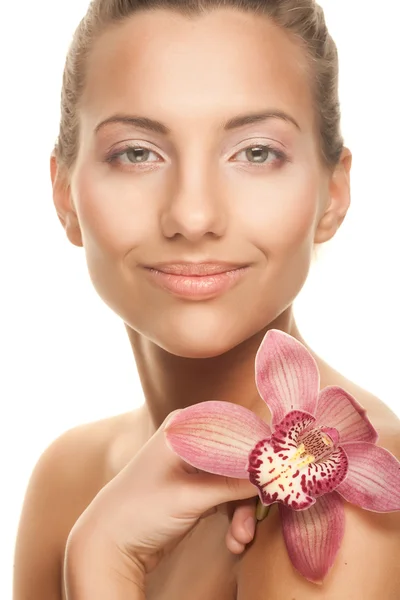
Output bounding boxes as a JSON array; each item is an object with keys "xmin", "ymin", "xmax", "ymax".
[
  {"xmin": 163, "ymin": 409, "xmax": 184, "ymax": 428},
  {"xmin": 161, "ymin": 409, "xmax": 261, "ymax": 507}
]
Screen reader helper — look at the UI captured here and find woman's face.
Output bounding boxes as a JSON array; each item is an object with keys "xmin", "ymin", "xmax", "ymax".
[{"xmin": 53, "ymin": 8, "xmax": 350, "ymax": 358}]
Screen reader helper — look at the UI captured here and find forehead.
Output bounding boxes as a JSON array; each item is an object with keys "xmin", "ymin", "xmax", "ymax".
[{"xmin": 81, "ymin": 8, "xmax": 314, "ymax": 131}]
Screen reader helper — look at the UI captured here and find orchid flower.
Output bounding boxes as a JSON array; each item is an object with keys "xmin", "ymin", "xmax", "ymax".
[{"xmin": 164, "ymin": 329, "xmax": 400, "ymax": 584}]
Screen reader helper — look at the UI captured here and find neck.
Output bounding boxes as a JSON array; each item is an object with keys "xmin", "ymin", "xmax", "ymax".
[{"xmin": 125, "ymin": 306, "xmax": 311, "ymax": 439}]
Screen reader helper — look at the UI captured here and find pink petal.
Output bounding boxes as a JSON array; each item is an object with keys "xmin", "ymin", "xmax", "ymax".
[
  {"xmin": 336, "ymin": 441, "xmax": 400, "ymax": 511},
  {"xmin": 255, "ymin": 329, "xmax": 320, "ymax": 427},
  {"xmin": 280, "ymin": 491, "xmax": 345, "ymax": 584},
  {"xmin": 314, "ymin": 386, "xmax": 378, "ymax": 444},
  {"xmin": 164, "ymin": 400, "xmax": 271, "ymax": 478}
]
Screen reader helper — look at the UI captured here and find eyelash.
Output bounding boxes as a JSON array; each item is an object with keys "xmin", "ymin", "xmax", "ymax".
[{"xmin": 104, "ymin": 142, "xmax": 289, "ymax": 170}]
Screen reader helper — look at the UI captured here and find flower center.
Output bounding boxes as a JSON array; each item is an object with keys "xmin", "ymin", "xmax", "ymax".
[
  {"xmin": 248, "ymin": 416, "xmax": 344, "ymax": 511},
  {"xmin": 295, "ymin": 427, "xmax": 338, "ymax": 463}
]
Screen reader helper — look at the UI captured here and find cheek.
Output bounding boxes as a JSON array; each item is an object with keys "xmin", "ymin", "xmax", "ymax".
[
  {"xmin": 234, "ymin": 168, "xmax": 320, "ymax": 256},
  {"xmin": 232, "ymin": 168, "xmax": 320, "ymax": 316},
  {"xmin": 71, "ymin": 164, "xmax": 157, "ymax": 258}
]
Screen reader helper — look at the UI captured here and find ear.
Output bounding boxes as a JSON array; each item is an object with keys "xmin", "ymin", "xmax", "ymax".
[
  {"xmin": 314, "ymin": 147, "xmax": 352, "ymax": 244},
  {"xmin": 50, "ymin": 152, "xmax": 83, "ymax": 248}
]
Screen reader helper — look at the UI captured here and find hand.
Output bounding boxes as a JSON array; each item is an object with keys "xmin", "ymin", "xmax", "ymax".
[{"xmin": 68, "ymin": 409, "xmax": 260, "ymax": 579}]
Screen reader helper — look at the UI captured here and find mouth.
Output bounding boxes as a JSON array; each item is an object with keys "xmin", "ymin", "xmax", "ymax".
[
  {"xmin": 143, "ymin": 261, "xmax": 249, "ymax": 276},
  {"xmin": 142, "ymin": 262, "xmax": 250, "ymax": 299}
]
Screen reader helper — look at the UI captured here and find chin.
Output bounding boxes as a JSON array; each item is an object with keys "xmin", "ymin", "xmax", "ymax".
[
  {"xmin": 156, "ymin": 334, "xmax": 235, "ymax": 359},
  {"xmin": 137, "ymin": 302, "xmax": 274, "ymax": 359},
  {"xmin": 156, "ymin": 310, "xmax": 240, "ymax": 358}
]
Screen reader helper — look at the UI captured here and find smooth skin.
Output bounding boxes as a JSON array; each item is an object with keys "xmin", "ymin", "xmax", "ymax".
[
  {"xmin": 14, "ymin": 8, "xmax": 400, "ymax": 600},
  {"xmin": 63, "ymin": 408, "xmax": 263, "ymax": 599}
]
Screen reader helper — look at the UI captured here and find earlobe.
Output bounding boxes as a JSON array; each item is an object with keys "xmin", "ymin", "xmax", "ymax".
[
  {"xmin": 314, "ymin": 148, "xmax": 352, "ymax": 244},
  {"xmin": 314, "ymin": 210, "xmax": 339, "ymax": 244},
  {"xmin": 50, "ymin": 153, "xmax": 83, "ymax": 248}
]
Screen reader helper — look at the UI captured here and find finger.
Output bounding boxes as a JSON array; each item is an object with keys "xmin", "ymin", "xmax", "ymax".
[
  {"xmin": 225, "ymin": 528, "xmax": 246, "ymax": 554},
  {"xmin": 226, "ymin": 500, "xmax": 257, "ymax": 553},
  {"xmin": 191, "ymin": 471, "xmax": 259, "ymax": 512},
  {"xmin": 230, "ymin": 499, "xmax": 257, "ymax": 542},
  {"xmin": 163, "ymin": 409, "xmax": 184, "ymax": 428},
  {"xmin": 160, "ymin": 414, "xmax": 259, "ymax": 510},
  {"xmin": 160, "ymin": 411, "xmax": 201, "ymax": 476},
  {"xmin": 225, "ymin": 496, "xmax": 257, "ymax": 521}
]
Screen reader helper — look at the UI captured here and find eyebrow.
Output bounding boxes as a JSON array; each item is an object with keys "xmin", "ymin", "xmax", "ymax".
[{"xmin": 94, "ymin": 109, "xmax": 301, "ymax": 135}]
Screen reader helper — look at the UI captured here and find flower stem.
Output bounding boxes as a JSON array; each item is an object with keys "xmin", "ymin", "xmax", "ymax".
[{"xmin": 255, "ymin": 499, "xmax": 271, "ymax": 521}]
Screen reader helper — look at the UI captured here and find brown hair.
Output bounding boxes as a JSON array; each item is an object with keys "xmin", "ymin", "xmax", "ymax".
[{"xmin": 54, "ymin": 0, "xmax": 343, "ymax": 172}]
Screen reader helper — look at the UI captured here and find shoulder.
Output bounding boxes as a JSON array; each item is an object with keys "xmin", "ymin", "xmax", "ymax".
[
  {"xmin": 21, "ymin": 409, "xmax": 139, "ymax": 503},
  {"xmin": 236, "ymin": 377, "xmax": 400, "ymax": 599},
  {"xmin": 13, "ymin": 409, "xmax": 142, "ymax": 600},
  {"xmin": 319, "ymin": 361, "xmax": 400, "ymax": 444}
]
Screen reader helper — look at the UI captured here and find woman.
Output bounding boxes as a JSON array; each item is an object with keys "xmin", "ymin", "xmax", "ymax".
[{"xmin": 13, "ymin": 0, "xmax": 400, "ymax": 598}]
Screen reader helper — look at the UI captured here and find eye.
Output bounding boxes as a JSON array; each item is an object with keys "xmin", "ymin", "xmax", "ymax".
[
  {"xmin": 232, "ymin": 144, "xmax": 286, "ymax": 166},
  {"xmin": 105, "ymin": 142, "xmax": 288, "ymax": 170},
  {"xmin": 111, "ymin": 146, "xmax": 161, "ymax": 164}
]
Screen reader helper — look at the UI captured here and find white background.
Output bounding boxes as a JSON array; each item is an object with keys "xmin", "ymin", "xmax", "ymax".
[{"xmin": 2, "ymin": 1, "xmax": 399, "ymax": 596}]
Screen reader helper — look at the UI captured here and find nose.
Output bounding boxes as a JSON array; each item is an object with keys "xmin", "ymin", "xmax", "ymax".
[{"xmin": 160, "ymin": 161, "xmax": 227, "ymax": 242}]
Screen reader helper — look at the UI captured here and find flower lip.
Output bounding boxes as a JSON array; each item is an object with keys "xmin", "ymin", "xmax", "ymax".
[{"xmin": 142, "ymin": 261, "xmax": 250, "ymax": 276}]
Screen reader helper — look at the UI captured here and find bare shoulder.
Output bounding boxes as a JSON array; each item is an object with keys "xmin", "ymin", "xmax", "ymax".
[
  {"xmin": 323, "ymin": 365, "xmax": 400, "ymax": 446},
  {"xmin": 236, "ymin": 370, "xmax": 400, "ymax": 600},
  {"xmin": 13, "ymin": 408, "xmax": 144, "ymax": 600}
]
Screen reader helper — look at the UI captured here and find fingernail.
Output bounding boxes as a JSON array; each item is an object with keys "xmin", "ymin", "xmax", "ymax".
[{"xmin": 245, "ymin": 517, "xmax": 255, "ymax": 537}]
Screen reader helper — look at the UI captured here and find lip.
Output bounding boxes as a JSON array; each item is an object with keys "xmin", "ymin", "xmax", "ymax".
[
  {"xmin": 142, "ymin": 263, "xmax": 250, "ymax": 299},
  {"xmin": 144, "ymin": 261, "xmax": 248, "ymax": 276}
]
